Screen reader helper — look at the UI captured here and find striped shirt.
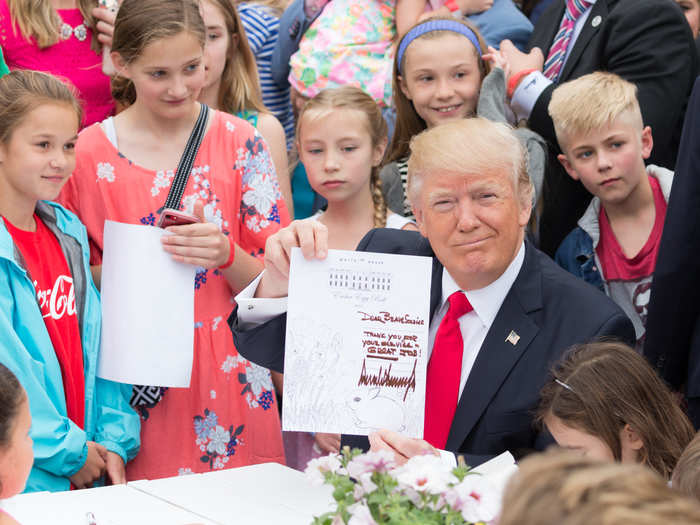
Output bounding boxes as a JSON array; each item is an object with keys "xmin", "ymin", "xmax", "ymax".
[{"xmin": 238, "ymin": 2, "xmax": 295, "ymax": 149}]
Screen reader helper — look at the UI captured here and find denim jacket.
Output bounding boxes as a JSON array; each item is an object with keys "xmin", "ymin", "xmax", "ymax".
[
  {"xmin": 554, "ymin": 166, "xmax": 674, "ymax": 292},
  {"xmin": 0, "ymin": 201, "xmax": 140, "ymax": 492}
]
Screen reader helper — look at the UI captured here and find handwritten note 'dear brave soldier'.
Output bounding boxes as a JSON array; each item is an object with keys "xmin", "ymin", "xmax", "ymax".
[{"xmin": 283, "ymin": 248, "xmax": 432, "ymax": 438}]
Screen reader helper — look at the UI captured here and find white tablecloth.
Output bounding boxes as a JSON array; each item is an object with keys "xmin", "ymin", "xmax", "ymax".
[{"xmin": 2, "ymin": 462, "xmax": 334, "ymax": 525}]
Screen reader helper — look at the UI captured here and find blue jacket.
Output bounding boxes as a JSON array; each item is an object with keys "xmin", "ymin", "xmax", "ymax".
[
  {"xmin": 555, "ymin": 166, "xmax": 674, "ymax": 292},
  {"xmin": 0, "ymin": 201, "xmax": 140, "ymax": 493}
]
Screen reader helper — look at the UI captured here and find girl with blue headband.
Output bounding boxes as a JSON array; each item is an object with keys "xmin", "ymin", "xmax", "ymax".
[{"xmin": 381, "ymin": 16, "xmax": 546, "ymax": 219}]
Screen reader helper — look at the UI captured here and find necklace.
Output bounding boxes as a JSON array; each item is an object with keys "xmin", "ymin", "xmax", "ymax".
[{"xmin": 59, "ymin": 19, "xmax": 88, "ymax": 41}]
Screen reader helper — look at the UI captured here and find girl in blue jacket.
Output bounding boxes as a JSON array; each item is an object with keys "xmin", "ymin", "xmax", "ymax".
[{"xmin": 0, "ymin": 70, "xmax": 140, "ymax": 493}]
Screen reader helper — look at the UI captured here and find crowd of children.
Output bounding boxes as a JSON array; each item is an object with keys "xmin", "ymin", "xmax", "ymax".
[{"xmin": 1, "ymin": 0, "xmax": 700, "ymax": 521}]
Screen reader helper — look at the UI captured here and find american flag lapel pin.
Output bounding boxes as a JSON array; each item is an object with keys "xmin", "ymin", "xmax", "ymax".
[{"xmin": 506, "ymin": 330, "xmax": 520, "ymax": 346}]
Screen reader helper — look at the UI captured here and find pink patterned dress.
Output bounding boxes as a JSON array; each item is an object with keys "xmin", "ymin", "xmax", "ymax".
[
  {"xmin": 60, "ymin": 110, "xmax": 288, "ymax": 480},
  {"xmin": 0, "ymin": 0, "xmax": 113, "ymax": 127}
]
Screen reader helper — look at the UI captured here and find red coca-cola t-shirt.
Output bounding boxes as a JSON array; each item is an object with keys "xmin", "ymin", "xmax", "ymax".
[{"xmin": 4, "ymin": 215, "xmax": 85, "ymax": 429}]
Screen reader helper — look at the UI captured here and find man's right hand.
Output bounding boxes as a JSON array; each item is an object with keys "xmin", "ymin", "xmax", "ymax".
[
  {"xmin": 70, "ymin": 441, "xmax": 108, "ymax": 489},
  {"xmin": 256, "ymin": 219, "xmax": 328, "ymax": 298}
]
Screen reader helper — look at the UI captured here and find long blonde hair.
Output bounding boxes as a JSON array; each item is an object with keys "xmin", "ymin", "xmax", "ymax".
[
  {"xmin": 7, "ymin": 0, "xmax": 100, "ymax": 51},
  {"xmin": 499, "ymin": 450, "xmax": 700, "ymax": 525},
  {"xmin": 297, "ymin": 86, "xmax": 388, "ymax": 228},
  {"xmin": 205, "ymin": 0, "xmax": 265, "ymax": 114}
]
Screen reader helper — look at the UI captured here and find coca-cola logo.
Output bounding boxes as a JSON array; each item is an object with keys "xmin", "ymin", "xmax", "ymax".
[{"xmin": 35, "ymin": 275, "xmax": 76, "ymax": 321}]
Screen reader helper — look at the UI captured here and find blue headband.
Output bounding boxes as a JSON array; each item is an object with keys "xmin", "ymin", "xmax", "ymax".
[{"xmin": 397, "ymin": 19, "xmax": 482, "ymax": 75}]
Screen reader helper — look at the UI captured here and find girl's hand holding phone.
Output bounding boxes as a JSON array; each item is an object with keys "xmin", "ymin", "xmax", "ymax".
[{"xmin": 160, "ymin": 201, "xmax": 231, "ymax": 269}]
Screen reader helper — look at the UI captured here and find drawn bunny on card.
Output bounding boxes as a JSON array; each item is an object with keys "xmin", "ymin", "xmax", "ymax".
[{"xmin": 347, "ymin": 387, "xmax": 406, "ymax": 432}]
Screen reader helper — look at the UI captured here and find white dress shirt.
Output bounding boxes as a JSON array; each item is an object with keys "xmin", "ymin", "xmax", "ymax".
[{"xmin": 511, "ymin": 0, "xmax": 597, "ymax": 122}]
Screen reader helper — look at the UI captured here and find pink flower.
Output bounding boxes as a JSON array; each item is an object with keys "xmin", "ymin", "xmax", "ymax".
[
  {"xmin": 347, "ymin": 450, "xmax": 396, "ymax": 479},
  {"xmin": 347, "ymin": 502, "xmax": 378, "ymax": 525},
  {"xmin": 392, "ymin": 454, "xmax": 457, "ymax": 495},
  {"xmin": 305, "ymin": 454, "xmax": 344, "ymax": 486},
  {"xmin": 445, "ymin": 475, "xmax": 500, "ymax": 523}
]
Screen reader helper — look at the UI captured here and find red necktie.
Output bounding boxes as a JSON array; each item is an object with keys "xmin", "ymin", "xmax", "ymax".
[{"xmin": 424, "ymin": 291, "xmax": 473, "ymax": 448}]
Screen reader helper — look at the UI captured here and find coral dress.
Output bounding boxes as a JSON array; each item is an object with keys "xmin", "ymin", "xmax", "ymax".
[
  {"xmin": 0, "ymin": 1, "xmax": 114, "ymax": 127},
  {"xmin": 60, "ymin": 110, "xmax": 288, "ymax": 480},
  {"xmin": 289, "ymin": 0, "xmax": 395, "ymax": 107}
]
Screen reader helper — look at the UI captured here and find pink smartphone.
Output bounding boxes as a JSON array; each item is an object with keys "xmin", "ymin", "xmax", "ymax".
[{"xmin": 157, "ymin": 209, "xmax": 200, "ymax": 228}]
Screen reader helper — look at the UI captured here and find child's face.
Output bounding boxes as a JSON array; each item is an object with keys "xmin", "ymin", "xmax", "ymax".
[
  {"xmin": 398, "ymin": 32, "xmax": 482, "ymax": 129},
  {"xmin": 115, "ymin": 31, "xmax": 205, "ymax": 119},
  {"xmin": 297, "ymin": 108, "xmax": 386, "ymax": 204},
  {"xmin": 545, "ymin": 415, "xmax": 642, "ymax": 464},
  {"xmin": 557, "ymin": 113, "xmax": 653, "ymax": 207},
  {"xmin": 201, "ymin": 0, "xmax": 235, "ymax": 95},
  {"xmin": 0, "ymin": 396, "xmax": 33, "ymax": 499},
  {"xmin": 0, "ymin": 103, "xmax": 79, "ymax": 210}
]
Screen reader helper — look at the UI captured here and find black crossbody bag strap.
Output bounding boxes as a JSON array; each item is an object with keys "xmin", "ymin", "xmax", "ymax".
[
  {"xmin": 130, "ymin": 104, "xmax": 209, "ymax": 412},
  {"xmin": 161, "ymin": 103, "xmax": 209, "ymax": 212}
]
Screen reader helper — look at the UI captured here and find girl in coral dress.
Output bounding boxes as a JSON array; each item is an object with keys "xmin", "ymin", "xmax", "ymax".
[{"xmin": 60, "ymin": 0, "xmax": 288, "ymax": 480}]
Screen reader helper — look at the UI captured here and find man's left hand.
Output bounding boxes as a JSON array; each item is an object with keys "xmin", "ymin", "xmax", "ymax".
[{"xmin": 369, "ymin": 429, "xmax": 438, "ymax": 465}]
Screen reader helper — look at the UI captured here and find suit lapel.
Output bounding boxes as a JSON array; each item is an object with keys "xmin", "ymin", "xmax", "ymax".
[
  {"xmin": 445, "ymin": 244, "xmax": 543, "ymax": 451},
  {"xmin": 559, "ymin": 0, "xmax": 609, "ymax": 81},
  {"xmin": 530, "ymin": 0, "xmax": 565, "ymax": 53},
  {"xmin": 429, "ymin": 257, "xmax": 444, "ymax": 319}
]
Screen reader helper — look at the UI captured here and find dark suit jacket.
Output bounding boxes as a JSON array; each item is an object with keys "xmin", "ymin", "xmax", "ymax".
[
  {"xmin": 229, "ymin": 230, "xmax": 635, "ymax": 464},
  {"xmin": 527, "ymin": 0, "xmax": 697, "ymax": 255},
  {"xmin": 644, "ymin": 76, "xmax": 700, "ymax": 429}
]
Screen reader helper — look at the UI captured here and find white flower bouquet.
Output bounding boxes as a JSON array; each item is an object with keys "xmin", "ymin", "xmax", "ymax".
[{"xmin": 305, "ymin": 448, "xmax": 500, "ymax": 525}]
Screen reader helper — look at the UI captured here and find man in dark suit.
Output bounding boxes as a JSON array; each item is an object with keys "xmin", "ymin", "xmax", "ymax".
[
  {"xmin": 496, "ymin": 0, "xmax": 696, "ymax": 256},
  {"xmin": 644, "ymin": 77, "xmax": 700, "ymax": 430},
  {"xmin": 229, "ymin": 118, "xmax": 634, "ymax": 465}
]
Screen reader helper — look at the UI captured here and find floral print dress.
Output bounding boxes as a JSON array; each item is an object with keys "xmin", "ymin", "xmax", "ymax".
[
  {"xmin": 60, "ymin": 110, "xmax": 288, "ymax": 480},
  {"xmin": 289, "ymin": 0, "xmax": 396, "ymax": 107}
]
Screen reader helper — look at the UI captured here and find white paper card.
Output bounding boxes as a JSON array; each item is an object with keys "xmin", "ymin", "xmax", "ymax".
[
  {"xmin": 283, "ymin": 248, "xmax": 432, "ymax": 437},
  {"xmin": 99, "ymin": 220, "xmax": 196, "ymax": 387}
]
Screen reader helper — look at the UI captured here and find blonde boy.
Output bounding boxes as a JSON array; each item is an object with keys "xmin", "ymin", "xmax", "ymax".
[{"xmin": 549, "ymin": 72, "xmax": 673, "ymax": 350}]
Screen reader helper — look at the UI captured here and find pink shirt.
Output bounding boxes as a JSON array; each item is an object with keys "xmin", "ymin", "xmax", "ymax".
[{"xmin": 0, "ymin": 1, "xmax": 114, "ymax": 127}]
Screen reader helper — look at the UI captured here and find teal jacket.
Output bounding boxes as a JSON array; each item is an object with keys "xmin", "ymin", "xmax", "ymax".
[{"xmin": 0, "ymin": 201, "xmax": 140, "ymax": 493}]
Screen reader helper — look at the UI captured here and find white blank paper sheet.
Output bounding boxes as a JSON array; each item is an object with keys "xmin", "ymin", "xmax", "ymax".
[{"xmin": 99, "ymin": 220, "xmax": 196, "ymax": 387}]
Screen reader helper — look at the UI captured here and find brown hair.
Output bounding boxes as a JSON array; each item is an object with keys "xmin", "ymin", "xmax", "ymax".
[
  {"xmin": 0, "ymin": 70, "xmax": 82, "ymax": 144},
  {"xmin": 673, "ymin": 431, "xmax": 700, "ymax": 500},
  {"xmin": 538, "ymin": 341, "xmax": 695, "ymax": 479},
  {"xmin": 110, "ymin": 0, "xmax": 206, "ymax": 106},
  {"xmin": 499, "ymin": 449, "xmax": 700, "ymax": 525},
  {"xmin": 204, "ymin": 0, "xmax": 265, "ymax": 114},
  {"xmin": 387, "ymin": 16, "xmax": 489, "ymax": 163},
  {"xmin": 7, "ymin": 0, "xmax": 100, "ymax": 51},
  {"xmin": 297, "ymin": 86, "xmax": 388, "ymax": 228},
  {"xmin": 0, "ymin": 364, "xmax": 25, "ymax": 451}
]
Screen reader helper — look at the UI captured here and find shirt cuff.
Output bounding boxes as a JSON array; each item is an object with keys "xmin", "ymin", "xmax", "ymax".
[
  {"xmin": 510, "ymin": 71, "xmax": 551, "ymax": 122},
  {"xmin": 438, "ymin": 448, "xmax": 457, "ymax": 468},
  {"xmin": 234, "ymin": 271, "xmax": 288, "ymax": 328}
]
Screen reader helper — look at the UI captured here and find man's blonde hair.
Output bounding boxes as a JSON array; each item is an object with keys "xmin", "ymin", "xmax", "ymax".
[
  {"xmin": 406, "ymin": 117, "xmax": 533, "ymax": 209},
  {"xmin": 548, "ymin": 72, "xmax": 642, "ymax": 150},
  {"xmin": 499, "ymin": 450, "xmax": 700, "ymax": 525}
]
